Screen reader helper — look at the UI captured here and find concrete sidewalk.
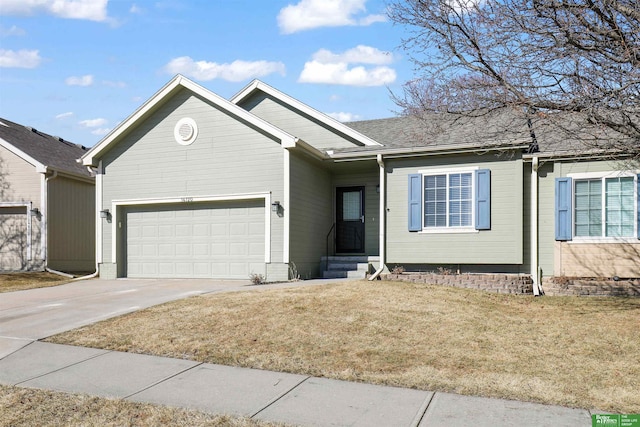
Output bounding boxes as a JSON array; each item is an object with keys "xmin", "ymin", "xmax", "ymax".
[{"xmin": 0, "ymin": 339, "xmax": 592, "ymax": 426}]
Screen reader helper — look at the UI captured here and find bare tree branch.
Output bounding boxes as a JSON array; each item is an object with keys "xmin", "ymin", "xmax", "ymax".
[{"xmin": 389, "ymin": 0, "xmax": 640, "ymax": 160}]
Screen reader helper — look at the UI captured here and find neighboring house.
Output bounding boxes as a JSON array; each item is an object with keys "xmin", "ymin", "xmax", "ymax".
[
  {"xmin": 80, "ymin": 75, "xmax": 639, "ymax": 294},
  {"xmin": 0, "ymin": 118, "xmax": 95, "ymax": 272}
]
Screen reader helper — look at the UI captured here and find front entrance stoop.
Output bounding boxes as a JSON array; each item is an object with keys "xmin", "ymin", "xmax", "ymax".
[{"xmin": 321, "ymin": 256, "xmax": 379, "ymax": 279}]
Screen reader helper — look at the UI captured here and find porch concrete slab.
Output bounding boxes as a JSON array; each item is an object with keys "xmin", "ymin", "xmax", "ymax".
[
  {"xmin": 0, "ymin": 341, "xmax": 108, "ymax": 385},
  {"xmin": 0, "ymin": 336, "xmax": 33, "ymax": 359},
  {"xmin": 19, "ymin": 349, "xmax": 199, "ymax": 398},
  {"xmin": 128, "ymin": 363, "xmax": 308, "ymax": 417},
  {"xmin": 419, "ymin": 392, "xmax": 591, "ymax": 427},
  {"xmin": 255, "ymin": 377, "xmax": 433, "ymax": 427}
]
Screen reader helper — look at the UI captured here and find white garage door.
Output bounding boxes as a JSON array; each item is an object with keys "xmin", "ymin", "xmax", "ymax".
[{"xmin": 125, "ymin": 200, "xmax": 265, "ymax": 279}]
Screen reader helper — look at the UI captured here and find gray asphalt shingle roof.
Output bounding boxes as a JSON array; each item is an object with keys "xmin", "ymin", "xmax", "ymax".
[
  {"xmin": 344, "ymin": 110, "xmax": 633, "ymax": 158},
  {"xmin": 0, "ymin": 117, "xmax": 91, "ymax": 177},
  {"xmin": 343, "ymin": 111, "xmax": 533, "ymax": 154}
]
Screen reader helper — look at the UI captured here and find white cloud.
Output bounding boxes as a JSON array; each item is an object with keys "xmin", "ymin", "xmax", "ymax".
[
  {"xmin": 327, "ymin": 112, "xmax": 361, "ymax": 122},
  {"xmin": 0, "ymin": 0, "xmax": 109, "ymax": 22},
  {"xmin": 0, "ymin": 49, "xmax": 41, "ymax": 68},
  {"xmin": 447, "ymin": 0, "xmax": 485, "ymax": 12},
  {"xmin": 65, "ymin": 74, "xmax": 94, "ymax": 86},
  {"xmin": 129, "ymin": 3, "xmax": 143, "ymax": 14},
  {"xmin": 55, "ymin": 112, "xmax": 74, "ymax": 119},
  {"xmin": 278, "ymin": 0, "xmax": 386, "ymax": 34},
  {"xmin": 163, "ymin": 56, "xmax": 286, "ymax": 82},
  {"xmin": 298, "ymin": 46, "xmax": 396, "ymax": 86},
  {"xmin": 102, "ymin": 80, "xmax": 126, "ymax": 88},
  {"xmin": 91, "ymin": 127, "xmax": 110, "ymax": 135},
  {"xmin": 312, "ymin": 45, "xmax": 393, "ymax": 65},
  {"xmin": 79, "ymin": 118, "xmax": 107, "ymax": 128},
  {"xmin": 0, "ymin": 25, "xmax": 26, "ymax": 36},
  {"xmin": 299, "ymin": 61, "xmax": 396, "ymax": 86}
]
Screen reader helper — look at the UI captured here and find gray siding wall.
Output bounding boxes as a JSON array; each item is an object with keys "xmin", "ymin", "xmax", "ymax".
[
  {"xmin": 385, "ymin": 154, "xmax": 524, "ymax": 266},
  {"xmin": 100, "ymin": 88, "xmax": 285, "ymax": 276},
  {"xmin": 289, "ymin": 151, "xmax": 333, "ymax": 278},
  {"xmin": 332, "ymin": 166, "xmax": 380, "ymax": 255},
  {"xmin": 47, "ymin": 175, "xmax": 95, "ymax": 272},
  {"xmin": 238, "ymin": 92, "xmax": 362, "ymax": 151},
  {"xmin": 0, "ymin": 148, "xmax": 43, "ymax": 270}
]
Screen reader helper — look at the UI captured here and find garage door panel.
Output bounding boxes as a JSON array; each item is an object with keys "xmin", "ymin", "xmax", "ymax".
[
  {"xmin": 125, "ymin": 200, "xmax": 264, "ymax": 279},
  {"xmin": 158, "ymin": 244, "xmax": 175, "ymax": 257},
  {"xmin": 193, "ymin": 243, "xmax": 209, "ymax": 256},
  {"xmin": 211, "ymin": 242, "xmax": 227, "ymax": 255}
]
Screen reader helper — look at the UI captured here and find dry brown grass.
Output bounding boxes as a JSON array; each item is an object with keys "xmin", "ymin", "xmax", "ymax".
[
  {"xmin": 48, "ymin": 281, "xmax": 640, "ymax": 413},
  {"xmin": 0, "ymin": 385, "xmax": 287, "ymax": 427},
  {"xmin": 0, "ymin": 272, "xmax": 69, "ymax": 293}
]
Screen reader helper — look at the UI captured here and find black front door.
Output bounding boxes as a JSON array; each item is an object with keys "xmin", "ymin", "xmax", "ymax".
[{"xmin": 336, "ymin": 186, "xmax": 365, "ymax": 253}]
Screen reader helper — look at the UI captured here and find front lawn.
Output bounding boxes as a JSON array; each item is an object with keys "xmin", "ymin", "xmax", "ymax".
[
  {"xmin": 0, "ymin": 272, "xmax": 69, "ymax": 293},
  {"xmin": 47, "ymin": 280, "xmax": 640, "ymax": 413},
  {"xmin": 0, "ymin": 385, "xmax": 285, "ymax": 427}
]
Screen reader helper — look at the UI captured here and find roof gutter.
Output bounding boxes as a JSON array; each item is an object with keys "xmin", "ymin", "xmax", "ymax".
[
  {"xmin": 369, "ymin": 154, "xmax": 386, "ymax": 281},
  {"xmin": 328, "ymin": 141, "xmax": 530, "ymax": 162}
]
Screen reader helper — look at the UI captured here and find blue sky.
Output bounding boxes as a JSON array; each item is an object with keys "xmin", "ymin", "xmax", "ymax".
[{"xmin": 0, "ymin": 0, "xmax": 414, "ymax": 147}]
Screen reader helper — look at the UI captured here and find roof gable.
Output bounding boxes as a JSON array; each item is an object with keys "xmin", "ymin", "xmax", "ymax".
[
  {"xmin": 231, "ymin": 80, "xmax": 382, "ymax": 148},
  {"xmin": 81, "ymin": 75, "xmax": 298, "ymax": 167},
  {"xmin": 0, "ymin": 118, "xmax": 91, "ymax": 177}
]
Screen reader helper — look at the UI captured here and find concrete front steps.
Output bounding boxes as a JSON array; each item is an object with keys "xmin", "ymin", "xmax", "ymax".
[{"xmin": 321, "ymin": 256, "xmax": 380, "ymax": 279}]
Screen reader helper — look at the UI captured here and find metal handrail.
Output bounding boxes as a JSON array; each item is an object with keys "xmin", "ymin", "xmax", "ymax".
[{"xmin": 325, "ymin": 222, "xmax": 336, "ymax": 261}]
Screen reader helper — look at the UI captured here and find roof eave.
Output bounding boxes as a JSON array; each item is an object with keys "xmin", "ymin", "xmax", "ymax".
[
  {"xmin": 0, "ymin": 137, "xmax": 47, "ymax": 172},
  {"xmin": 82, "ymin": 75, "xmax": 297, "ymax": 166},
  {"xmin": 328, "ymin": 139, "xmax": 530, "ymax": 161}
]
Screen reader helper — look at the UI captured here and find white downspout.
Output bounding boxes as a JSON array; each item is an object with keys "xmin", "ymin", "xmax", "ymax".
[
  {"xmin": 41, "ymin": 170, "xmax": 76, "ymax": 278},
  {"xmin": 42, "ymin": 170, "xmax": 57, "ymax": 267},
  {"xmin": 369, "ymin": 154, "xmax": 386, "ymax": 281},
  {"xmin": 531, "ymin": 156, "xmax": 541, "ymax": 296},
  {"xmin": 72, "ymin": 161, "xmax": 101, "ymax": 281}
]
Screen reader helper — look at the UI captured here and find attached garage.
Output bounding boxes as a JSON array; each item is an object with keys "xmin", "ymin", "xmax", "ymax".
[{"xmin": 122, "ymin": 199, "xmax": 266, "ymax": 279}]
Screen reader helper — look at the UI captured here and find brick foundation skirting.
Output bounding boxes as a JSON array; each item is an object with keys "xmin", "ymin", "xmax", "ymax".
[
  {"xmin": 542, "ymin": 278, "xmax": 640, "ymax": 297},
  {"xmin": 381, "ymin": 273, "xmax": 533, "ymax": 295}
]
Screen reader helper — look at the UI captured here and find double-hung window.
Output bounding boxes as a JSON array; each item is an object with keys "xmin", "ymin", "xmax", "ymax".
[
  {"xmin": 556, "ymin": 173, "xmax": 640, "ymax": 241},
  {"xmin": 423, "ymin": 172, "xmax": 473, "ymax": 228},
  {"xmin": 409, "ymin": 168, "xmax": 491, "ymax": 232}
]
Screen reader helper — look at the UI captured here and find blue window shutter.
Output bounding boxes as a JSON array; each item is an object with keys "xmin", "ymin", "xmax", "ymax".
[
  {"xmin": 637, "ymin": 174, "xmax": 640, "ymax": 239},
  {"xmin": 555, "ymin": 177, "xmax": 572, "ymax": 241},
  {"xmin": 475, "ymin": 169, "xmax": 491, "ymax": 230},
  {"xmin": 408, "ymin": 174, "xmax": 422, "ymax": 231}
]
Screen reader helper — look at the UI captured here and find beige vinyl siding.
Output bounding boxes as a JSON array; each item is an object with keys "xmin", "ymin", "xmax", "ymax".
[
  {"xmin": 100, "ymin": 88, "xmax": 285, "ymax": 276},
  {"xmin": 47, "ymin": 175, "xmax": 95, "ymax": 272},
  {"xmin": 0, "ymin": 147, "xmax": 43, "ymax": 270},
  {"xmin": 538, "ymin": 159, "xmax": 640, "ymax": 278},
  {"xmin": 289, "ymin": 151, "xmax": 332, "ymax": 278},
  {"xmin": 332, "ymin": 163, "xmax": 380, "ymax": 255},
  {"xmin": 237, "ymin": 92, "xmax": 362, "ymax": 151},
  {"xmin": 385, "ymin": 154, "xmax": 524, "ymax": 265},
  {"xmin": 0, "ymin": 147, "xmax": 41, "ymax": 206}
]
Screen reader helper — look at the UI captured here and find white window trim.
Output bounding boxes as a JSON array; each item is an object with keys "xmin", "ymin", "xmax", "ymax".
[
  {"xmin": 418, "ymin": 166, "xmax": 478, "ymax": 233},
  {"xmin": 568, "ymin": 171, "xmax": 638, "ymax": 244}
]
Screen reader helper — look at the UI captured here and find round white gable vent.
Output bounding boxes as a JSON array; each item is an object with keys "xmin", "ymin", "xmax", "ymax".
[{"xmin": 174, "ymin": 118, "xmax": 198, "ymax": 145}]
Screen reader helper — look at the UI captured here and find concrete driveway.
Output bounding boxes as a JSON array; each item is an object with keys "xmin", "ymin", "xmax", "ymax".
[
  {"xmin": 0, "ymin": 277, "xmax": 350, "ymax": 358},
  {"xmin": 0, "ymin": 278, "xmax": 256, "ymax": 356}
]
